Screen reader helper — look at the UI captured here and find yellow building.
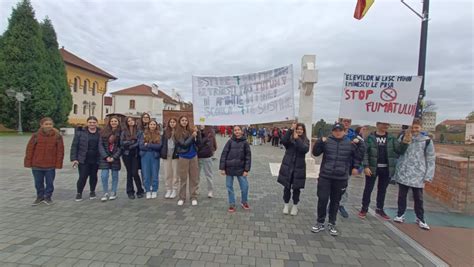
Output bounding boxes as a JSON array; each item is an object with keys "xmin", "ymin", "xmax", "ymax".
[{"xmin": 60, "ymin": 47, "xmax": 117, "ymax": 124}]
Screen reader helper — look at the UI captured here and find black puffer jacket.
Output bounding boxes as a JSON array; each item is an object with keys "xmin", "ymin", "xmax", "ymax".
[
  {"xmin": 312, "ymin": 135, "xmax": 361, "ymax": 180},
  {"xmin": 277, "ymin": 130, "xmax": 310, "ymax": 189},
  {"xmin": 219, "ymin": 136, "xmax": 251, "ymax": 176},
  {"xmin": 70, "ymin": 127, "xmax": 101, "ymax": 163},
  {"xmin": 120, "ymin": 130, "xmax": 139, "ymax": 157},
  {"xmin": 98, "ymin": 131, "xmax": 122, "ymax": 170},
  {"xmin": 160, "ymin": 134, "xmax": 178, "ymax": 160}
]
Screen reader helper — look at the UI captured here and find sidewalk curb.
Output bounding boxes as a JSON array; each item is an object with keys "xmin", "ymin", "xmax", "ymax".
[{"xmin": 368, "ymin": 208, "xmax": 449, "ymax": 267}]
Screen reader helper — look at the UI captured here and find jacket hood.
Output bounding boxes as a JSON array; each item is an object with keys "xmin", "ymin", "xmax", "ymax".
[
  {"xmin": 412, "ymin": 134, "xmax": 430, "ymax": 142},
  {"xmin": 231, "ymin": 135, "xmax": 247, "ymax": 142}
]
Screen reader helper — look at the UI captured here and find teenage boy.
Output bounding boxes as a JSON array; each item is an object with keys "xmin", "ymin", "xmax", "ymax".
[
  {"xmin": 311, "ymin": 123, "xmax": 361, "ymax": 236},
  {"xmin": 358, "ymin": 122, "xmax": 410, "ymax": 220}
]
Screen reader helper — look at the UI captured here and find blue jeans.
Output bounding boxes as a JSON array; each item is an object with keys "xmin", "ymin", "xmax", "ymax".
[
  {"xmin": 32, "ymin": 169, "xmax": 55, "ymax": 198},
  {"xmin": 101, "ymin": 169, "xmax": 119, "ymax": 194},
  {"xmin": 141, "ymin": 152, "xmax": 159, "ymax": 192},
  {"xmin": 226, "ymin": 175, "xmax": 249, "ymax": 205}
]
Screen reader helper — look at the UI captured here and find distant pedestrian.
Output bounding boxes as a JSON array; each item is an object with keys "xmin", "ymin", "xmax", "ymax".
[
  {"xmin": 24, "ymin": 117, "xmax": 64, "ymax": 206},
  {"xmin": 175, "ymin": 116, "xmax": 201, "ymax": 206},
  {"xmin": 220, "ymin": 125, "xmax": 252, "ymax": 213},
  {"xmin": 393, "ymin": 119, "xmax": 435, "ymax": 230},
  {"xmin": 161, "ymin": 118, "xmax": 179, "ymax": 199},
  {"xmin": 121, "ymin": 116, "xmax": 145, "ymax": 199},
  {"xmin": 139, "ymin": 120, "xmax": 162, "ymax": 199},
  {"xmin": 358, "ymin": 122, "xmax": 410, "ymax": 220},
  {"xmin": 197, "ymin": 125, "xmax": 217, "ymax": 198},
  {"xmin": 311, "ymin": 123, "xmax": 362, "ymax": 236},
  {"xmin": 278, "ymin": 122, "xmax": 309, "ymax": 216},
  {"xmin": 272, "ymin": 127, "xmax": 280, "ymax": 147},
  {"xmin": 98, "ymin": 116, "xmax": 122, "ymax": 202},
  {"xmin": 71, "ymin": 116, "xmax": 100, "ymax": 201}
]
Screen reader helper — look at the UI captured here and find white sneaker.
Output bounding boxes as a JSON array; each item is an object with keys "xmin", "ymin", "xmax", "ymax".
[
  {"xmin": 170, "ymin": 190, "xmax": 177, "ymax": 199},
  {"xmin": 417, "ymin": 219, "xmax": 430, "ymax": 230},
  {"xmin": 101, "ymin": 193, "xmax": 109, "ymax": 202},
  {"xmin": 290, "ymin": 205, "xmax": 298, "ymax": 216},
  {"xmin": 207, "ymin": 191, "xmax": 213, "ymax": 198},
  {"xmin": 165, "ymin": 190, "xmax": 171, "ymax": 199},
  {"xmin": 146, "ymin": 192, "xmax": 152, "ymax": 199},
  {"xmin": 151, "ymin": 192, "xmax": 157, "ymax": 199},
  {"xmin": 177, "ymin": 199, "xmax": 184, "ymax": 206},
  {"xmin": 191, "ymin": 199, "xmax": 198, "ymax": 206},
  {"xmin": 283, "ymin": 204, "xmax": 290, "ymax": 215},
  {"xmin": 393, "ymin": 215, "xmax": 405, "ymax": 223},
  {"xmin": 109, "ymin": 192, "xmax": 117, "ymax": 200}
]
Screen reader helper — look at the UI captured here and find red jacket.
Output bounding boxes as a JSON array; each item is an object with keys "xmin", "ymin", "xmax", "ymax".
[{"xmin": 24, "ymin": 129, "xmax": 64, "ymax": 169}]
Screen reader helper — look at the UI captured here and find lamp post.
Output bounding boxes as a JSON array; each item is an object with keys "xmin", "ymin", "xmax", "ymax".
[
  {"xmin": 5, "ymin": 89, "xmax": 31, "ymax": 134},
  {"xmin": 401, "ymin": 0, "xmax": 430, "ymax": 118}
]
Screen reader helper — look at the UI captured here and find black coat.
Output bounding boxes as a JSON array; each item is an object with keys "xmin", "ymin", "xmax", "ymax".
[
  {"xmin": 70, "ymin": 127, "xmax": 100, "ymax": 164},
  {"xmin": 98, "ymin": 132, "xmax": 122, "ymax": 170},
  {"xmin": 312, "ymin": 135, "xmax": 361, "ymax": 180},
  {"xmin": 176, "ymin": 132, "xmax": 201, "ymax": 155},
  {"xmin": 160, "ymin": 134, "xmax": 179, "ymax": 160},
  {"xmin": 120, "ymin": 130, "xmax": 139, "ymax": 157},
  {"xmin": 277, "ymin": 130, "xmax": 310, "ymax": 189},
  {"xmin": 219, "ymin": 136, "xmax": 251, "ymax": 176},
  {"xmin": 197, "ymin": 130, "xmax": 216, "ymax": 159}
]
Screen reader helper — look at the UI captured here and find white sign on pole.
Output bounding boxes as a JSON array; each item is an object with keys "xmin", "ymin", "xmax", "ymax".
[
  {"xmin": 339, "ymin": 74, "xmax": 422, "ymax": 125},
  {"xmin": 192, "ymin": 65, "xmax": 295, "ymax": 125}
]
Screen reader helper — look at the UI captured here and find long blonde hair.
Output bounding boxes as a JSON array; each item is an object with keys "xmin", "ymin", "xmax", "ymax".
[{"xmin": 144, "ymin": 120, "xmax": 161, "ymax": 144}]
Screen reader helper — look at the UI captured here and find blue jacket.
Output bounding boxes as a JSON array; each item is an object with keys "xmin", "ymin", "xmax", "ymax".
[{"xmin": 138, "ymin": 132, "xmax": 162, "ymax": 159}]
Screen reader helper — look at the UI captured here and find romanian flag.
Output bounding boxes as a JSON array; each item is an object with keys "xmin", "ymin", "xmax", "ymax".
[{"xmin": 354, "ymin": 0, "xmax": 374, "ymax": 20}]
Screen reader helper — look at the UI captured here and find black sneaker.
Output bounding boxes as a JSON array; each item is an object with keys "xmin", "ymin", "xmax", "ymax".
[
  {"xmin": 311, "ymin": 223, "xmax": 325, "ymax": 233},
  {"xmin": 128, "ymin": 194, "xmax": 136, "ymax": 200},
  {"xmin": 43, "ymin": 197, "xmax": 54, "ymax": 205},
  {"xmin": 375, "ymin": 209, "xmax": 391, "ymax": 220},
  {"xmin": 32, "ymin": 198, "xmax": 43, "ymax": 206},
  {"xmin": 75, "ymin": 193, "xmax": 83, "ymax": 202},
  {"xmin": 136, "ymin": 193, "xmax": 144, "ymax": 199},
  {"xmin": 328, "ymin": 223, "xmax": 338, "ymax": 236},
  {"xmin": 339, "ymin": 206, "xmax": 349, "ymax": 218},
  {"xmin": 89, "ymin": 192, "xmax": 97, "ymax": 200}
]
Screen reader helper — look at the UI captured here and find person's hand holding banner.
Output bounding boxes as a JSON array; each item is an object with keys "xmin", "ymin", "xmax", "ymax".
[{"xmin": 402, "ymin": 127, "xmax": 412, "ymax": 144}]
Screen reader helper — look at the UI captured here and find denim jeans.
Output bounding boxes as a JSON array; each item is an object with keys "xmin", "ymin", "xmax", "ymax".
[
  {"xmin": 226, "ymin": 175, "xmax": 249, "ymax": 205},
  {"xmin": 101, "ymin": 169, "xmax": 119, "ymax": 194},
  {"xmin": 32, "ymin": 169, "xmax": 56, "ymax": 198},
  {"xmin": 141, "ymin": 152, "xmax": 159, "ymax": 192}
]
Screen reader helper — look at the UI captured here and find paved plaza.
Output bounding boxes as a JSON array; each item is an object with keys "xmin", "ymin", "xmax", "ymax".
[{"xmin": 0, "ymin": 135, "xmax": 443, "ymax": 267}]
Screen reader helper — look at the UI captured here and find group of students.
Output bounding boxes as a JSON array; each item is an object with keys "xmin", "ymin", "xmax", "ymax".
[
  {"xmin": 303, "ymin": 118, "xmax": 435, "ymax": 236},
  {"xmin": 24, "ymin": 114, "xmax": 435, "ymax": 236}
]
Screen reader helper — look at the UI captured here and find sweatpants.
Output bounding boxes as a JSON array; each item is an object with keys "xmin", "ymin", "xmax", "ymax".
[
  {"xmin": 361, "ymin": 167, "xmax": 390, "ymax": 212},
  {"xmin": 397, "ymin": 183, "xmax": 425, "ymax": 222},
  {"xmin": 178, "ymin": 156, "xmax": 200, "ymax": 201},
  {"xmin": 77, "ymin": 163, "xmax": 99, "ymax": 194},
  {"xmin": 317, "ymin": 177, "xmax": 348, "ymax": 225},
  {"xmin": 198, "ymin": 157, "xmax": 214, "ymax": 192},
  {"xmin": 163, "ymin": 158, "xmax": 179, "ymax": 191}
]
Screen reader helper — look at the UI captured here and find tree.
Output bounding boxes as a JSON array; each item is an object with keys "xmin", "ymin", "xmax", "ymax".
[
  {"xmin": 436, "ymin": 124, "xmax": 448, "ymax": 133},
  {"xmin": 40, "ymin": 17, "xmax": 72, "ymax": 126},
  {"xmin": 0, "ymin": 0, "xmax": 55, "ymax": 131},
  {"xmin": 422, "ymin": 100, "xmax": 437, "ymax": 115},
  {"xmin": 467, "ymin": 111, "xmax": 474, "ymax": 121},
  {"xmin": 312, "ymin": 119, "xmax": 332, "ymax": 138}
]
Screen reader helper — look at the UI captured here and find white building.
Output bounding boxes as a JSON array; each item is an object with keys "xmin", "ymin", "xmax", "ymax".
[
  {"xmin": 422, "ymin": 112, "xmax": 437, "ymax": 132},
  {"xmin": 110, "ymin": 84, "xmax": 180, "ymax": 123},
  {"xmin": 466, "ymin": 120, "xmax": 474, "ymax": 144}
]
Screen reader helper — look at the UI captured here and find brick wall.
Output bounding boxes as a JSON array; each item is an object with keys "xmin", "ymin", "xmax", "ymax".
[{"xmin": 425, "ymin": 154, "xmax": 473, "ymax": 214}]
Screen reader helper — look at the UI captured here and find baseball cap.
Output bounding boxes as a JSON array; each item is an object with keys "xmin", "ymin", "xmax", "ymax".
[{"xmin": 332, "ymin": 123, "xmax": 344, "ymax": 131}]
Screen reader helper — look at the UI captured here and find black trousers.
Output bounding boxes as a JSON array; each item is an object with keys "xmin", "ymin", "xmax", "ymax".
[
  {"xmin": 361, "ymin": 167, "xmax": 390, "ymax": 211},
  {"xmin": 317, "ymin": 178, "xmax": 348, "ymax": 225},
  {"xmin": 283, "ymin": 187, "xmax": 301, "ymax": 205},
  {"xmin": 77, "ymin": 163, "xmax": 99, "ymax": 194},
  {"xmin": 122, "ymin": 154, "xmax": 144, "ymax": 195},
  {"xmin": 272, "ymin": 137, "xmax": 279, "ymax": 146},
  {"xmin": 397, "ymin": 183, "xmax": 425, "ymax": 221}
]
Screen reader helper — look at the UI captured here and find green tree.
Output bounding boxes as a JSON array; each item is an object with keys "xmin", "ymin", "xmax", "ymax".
[
  {"xmin": 40, "ymin": 17, "xmax": 72, "ymax": 126},
  {"xmin": 312, "ymin": 119, "xmax": 332, "ymax": 138},
  {"xmin": 0, "ymin": 0, "xmax": 55, "ymax": 131},
  {"xmin": 467, "ymin": 111, "xmax": 474, "ymax": 121}
]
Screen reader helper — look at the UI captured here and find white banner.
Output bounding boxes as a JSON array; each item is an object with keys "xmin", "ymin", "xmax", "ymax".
[
  {"xmin": 339, "ymin": 74, "xmax": 422, "ymax": 125},
  {"xmin": 192, "ymin": 65, "xmax": 295, "ymax": 125}
]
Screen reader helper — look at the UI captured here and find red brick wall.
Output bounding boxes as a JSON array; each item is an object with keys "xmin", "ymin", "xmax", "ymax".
[{"xmin": 425, "ymin": 154, "xmax": 473, "ymax": 214}]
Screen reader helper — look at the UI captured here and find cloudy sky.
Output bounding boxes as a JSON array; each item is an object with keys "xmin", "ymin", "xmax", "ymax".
[{"xmin": 1, "ymin": 0, "xmax": 472, "ymax": 123}]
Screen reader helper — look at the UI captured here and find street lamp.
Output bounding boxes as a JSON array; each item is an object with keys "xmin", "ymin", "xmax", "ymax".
[{"xmin": 5, "ymin": 88, "xmax": 31, "ymax": 134}]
